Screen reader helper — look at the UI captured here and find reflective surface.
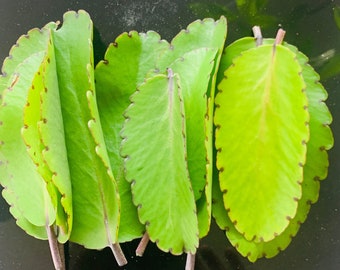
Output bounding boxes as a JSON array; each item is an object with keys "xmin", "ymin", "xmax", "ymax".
[{"xmin": 1, "ymin": 0, "xmax": 339, "ymax": 269}]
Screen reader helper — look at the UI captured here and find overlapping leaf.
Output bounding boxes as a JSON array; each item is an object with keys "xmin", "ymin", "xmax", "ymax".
[
  {"xmin": 95, "ymin": 31, "xmax": 169, "ymax": 242},
  {"xmin": 121, "ymin": 71, "xmax": 199, "ymax": 255},
  {"xmin": 21, "ymin": 31, "xmax": 72, "ymax": 243},
  {"xmin": 0, "ymin": 9, "xmax": 333, "ymax": 267},
  {"xmin": 168, "ymin": 48, "xmax": 217, "ymax": 238},
  {"xmin": 168, "ymin": 48, "xmax": 217, "ymax": 200},
  {"xmin": 51, "ymin": 10, "xmax": 120, "ymax": 252},
  {"xmin": 156, "ymin": 16, "xmax": 227, "ymax": 239},
  {"xmin": 214, "ymin": 44, "xmax": 309, "ymax": 243},
  {"xmin": 213, "ymin": 37, "xmax": 333, "ymax": 261},
  {"xmin": 0, "ymin": 27, "xmax": 56, "ymax": 239},
  {"xmin": 157, "ymin": 16, "xmax": 227, "ymax": 71},
  {"xmin": 156, "ymin": 17, "xmax": 227, "ymax": 199}
]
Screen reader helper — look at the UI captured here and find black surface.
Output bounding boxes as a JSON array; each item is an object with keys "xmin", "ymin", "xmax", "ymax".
[{"xmin": 1, "ymin": 0, "xmax": 340, "ymax": 269}]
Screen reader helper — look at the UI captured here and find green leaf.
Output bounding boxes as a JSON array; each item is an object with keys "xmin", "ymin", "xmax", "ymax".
[
  {"xmin": 168, "ymin": 48, "xmax": 217, "ymax": 238},
  {"xmin": 0, "ymin": 27, "xmax": 56, "ymax": 239},
  {"xmin": 214, "ymin": 38, "xmax": 333, "ymax": 261},
  {"xmin": 215, "ymin": 44, "xmax": 309, "ymax": 242},
  {"xmin": 38, "ymin": 38, "xmax": 73, "ymax": 243},
  {"xmin": 20, "ymin": 31, "xmax": 73, "ymax": 243},
  {"xmin": 121, "ymin": 70, "xmax": 198, "ymax": 255},
  {"xmin": 217, "ymin": 37, "xmax": 259, "ymax": 85},
  {"xmin": 155, "ymin": 16, "xmax": 227, "ymax": 239},
  {"xmin": 169, "ymin": 48, "xmax": 217, "ymax": 200},
  {"xmin": 157, "ymin": 16, "xmax": 227, "ymax": 72},
  {"xmin": 51, "ymin": 10, "xmax": 120, "ymax": 250},
  {"xmin": 95, "ymin": 31, "xmax": 169, "ymax": 242},
  {"xmin": 0, "ymin": 25, "xmax": 55, "ymax": 90}
]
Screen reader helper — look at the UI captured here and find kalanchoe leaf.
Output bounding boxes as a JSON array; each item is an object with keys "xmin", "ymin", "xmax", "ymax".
[
  {"xmin": 38, "ymin": 36, "xmax": 72, "ymax": 243},
  {"xmin": 0, "ymin": 27, "xmax": 56, "ymax": 238},
  {"xmin": 168, "ymin": 48, "xmax": 217, "ymax": 238},
  {"xmin": 156, "ymin": 16, "xmax": 227, "ymax": 240},
  {"xmin": 121, "ymin": 70, "xmax": 199, "ymax": 255},
  {"xmin": 213, "ymin": 37, "xmax": 333, "ymax": 261},
  {"xmin": 0, "ymin": 24, "xmax": 55, "ymax": 90},
  {"xmin": 0, "ymin": 9, "xmax": 334, "ymax": 268},
  {"xmin": 214, "ymin": 44, "xmax": 309, "ymax": 243},
  {"xmin": 169, "ymin": 48, "xmax": 217, "ymax": 201},
  {"xmin": 95, "ymin": 30, "xmax": 169, "ymax": 242},
  {"xmin": 21, "ymin": 30, "xmax": 72, "ymax": 243},
  {"xmin": 157, "ymin": 16, "xmax": 227, "ymax": 71},
  {"xmin": 50, "ymin": 10, "xmax": 125, "ymax": 265}
]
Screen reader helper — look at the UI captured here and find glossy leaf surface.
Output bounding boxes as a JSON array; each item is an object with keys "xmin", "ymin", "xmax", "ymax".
[
  {"xmin": 95, "ymin": 31, "xmax": 169, "ymax": 242},
  {"xmin": 213, "ymin": 38, "xmax": 333, "ymax": 261},
  {"xmin": 52, "ymin": 10, "xmax": 120, "ymax": 249},
  {"xmin": 215, "ymin": 44, "xmax": 309, "ymax": 242},
  {"xmin": 157, "ymin": 16, "xmax": 227, "ymax": 71},
  {"xmin": 169, "ymin": 48, "xmax": 216, "ymax": 200},
  {"xmin": 21, "ymin": 33, "xmax": 72, "ymax": 243},
  {"xmin": 121, "ymin": 71, "xmax": 198, "ymax": 255},
  {"xmin": 0, "ymin": 27, "xmax": 55, "ymax": 239},
  {"xmin": 156, "ymin": 16, "xmax": 227, "ymax": 240},
  {"xmin": 169, "ymin": 48, "xmax": 217, "ymax": 238}
]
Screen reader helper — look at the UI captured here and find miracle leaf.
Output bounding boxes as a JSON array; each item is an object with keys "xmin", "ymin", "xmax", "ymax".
[
  {"xmin": 121, "ymin": 70, "xmax": 199, "ymax": 255},
  {"xmin": 215, "ymin": 44, "xmax": 309, "ymax": 242}
]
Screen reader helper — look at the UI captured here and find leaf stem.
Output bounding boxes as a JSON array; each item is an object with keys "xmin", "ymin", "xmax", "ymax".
[
  {"xmin": 46, "ymin": 225, "xmax": 65, "ymax": 270},
  {"xmin": 136, "ymin": 232, "xmax": 150, "ymax": 256},
  {"xmin": 185, "ymin": 253, "xmax": 196, "ymax": 270},
  {"xmin": 275, "ymin": 29, "xmax": 286, "ymax": 45},
  {"xmin": 110, "ymin": 243, "xmax": 128, "ymax": 266},
  {"xmin": 252, "ymin": 26, "xmax": 263, "ymax": 46}
]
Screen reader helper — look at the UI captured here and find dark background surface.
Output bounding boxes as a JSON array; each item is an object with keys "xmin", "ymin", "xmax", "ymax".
[{"xmin": 0, "ymin": 0, "xmax": 340, "ymax": 269}]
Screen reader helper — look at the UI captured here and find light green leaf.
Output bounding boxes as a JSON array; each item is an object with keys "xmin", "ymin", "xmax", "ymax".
[
  {"xmin": 20, "ymin": 31, "xmax": 72, "ymax": 243},
  {"xmin": 217, "ymin": 37, "xmax": 259, "ymax": 84},
  {"xmin": 169, "ymin": 48, "xmax": 217, "ymax": 238},
  {"xmin": 156, "ymin": 16, "xmax": 227, "ymax": 239},
  {"xmin": 215, "ymin": 44, "xmax": 309, "ymax": 242},
  {"xmin": 169, "ymin": 48, "xmax": 216, "ymax": 200},
  {"xmin": 95, "ymin": 31, "xmax": 169, "ymax": 242},
  {"xmin": 38, "ymin": 38, "xmax": 73, "ymax": 243},
  {"xmin": 213, "ymin": 37, "xmax": 333, "ymax": 261},
  {"xmin": 51, "ymin": 10, "xmax": 120, "ymax": 250},
  {"xmin": 0, "ymin": 25, "xmax": 55, "ymax": 90},
  {"xmin": 121, "ymin": 70, "xmax": 198, "ymax": 255},
  {"xmin": 157, "ymin": 16, "xmax": 227, "ymax": 74},
  {"xmin": 0, "ymin": 27, "xmax": 55, "ymax": 238}
]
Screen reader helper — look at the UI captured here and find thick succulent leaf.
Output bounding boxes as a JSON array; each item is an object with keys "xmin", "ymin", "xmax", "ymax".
[
  {"xmin": 0, "ymin": 27, "xmax": 55, "ymax": 238},
  {"xmin": 20, "ymin": 34, "xmax": 72, "ymax": 243},
  {"xmin": 52, "ymin": 10, "xmax": 119, "ymax": 249},
  {"xmin": 199, "ymin": 97, "xmax": 215, "ymax": 238},
  {"xmin": 95, "ymin": 31, "xmax": 169, "ymax": 242},
  {"xmin": 213, "ymin": 38, "xmax": 333, "ymax": 261},
  {"xmin": 155, "ymin": 15, "xmax": 227, "ymax": 240},
  {"xmin": 218, "ymin": 36, "xmax": 333, "ymax": 185},
  {"xmin": 217, "ymin": 37, "xmax": 258, "ymax": 85},
  {"xmin": 9, "ymin": 191, "xmax": 51, "ymax": 240},
  {"xmin": 38, "ymin": 39, "xmax": 73, "ymax": 243},
  {"xmin": 196, "ymin": 191, "xmax": 210, "ymax": 239},
  {"xmin": 169, "ymin": 48, "xmax": 217, "ymax": 237},
  {"xmin": 0, "ymin": 25, "xmax": 55, "ymax": 89},
  {"xmin": 215, "ymin": 44, "xmax": 309, "ymax": 242},
  {"xmin": 286, "ymin": 44, "xmax": 333, "ymax": 184},
  {"xmin": 169, "ymin": 48, "xmax": 216, "ymax": 199},
  {"xmin": 157, "ymin": 16, "xmax": 227, "ymax": 70},
  {"xmin": 121, "ymin": 71, "xmax": 198, "ymax": 255}
]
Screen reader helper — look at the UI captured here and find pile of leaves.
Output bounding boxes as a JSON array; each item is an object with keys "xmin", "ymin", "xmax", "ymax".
[{"xmin": 0, "ymin": 10, "xmax": 333, "ymax": 270}]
